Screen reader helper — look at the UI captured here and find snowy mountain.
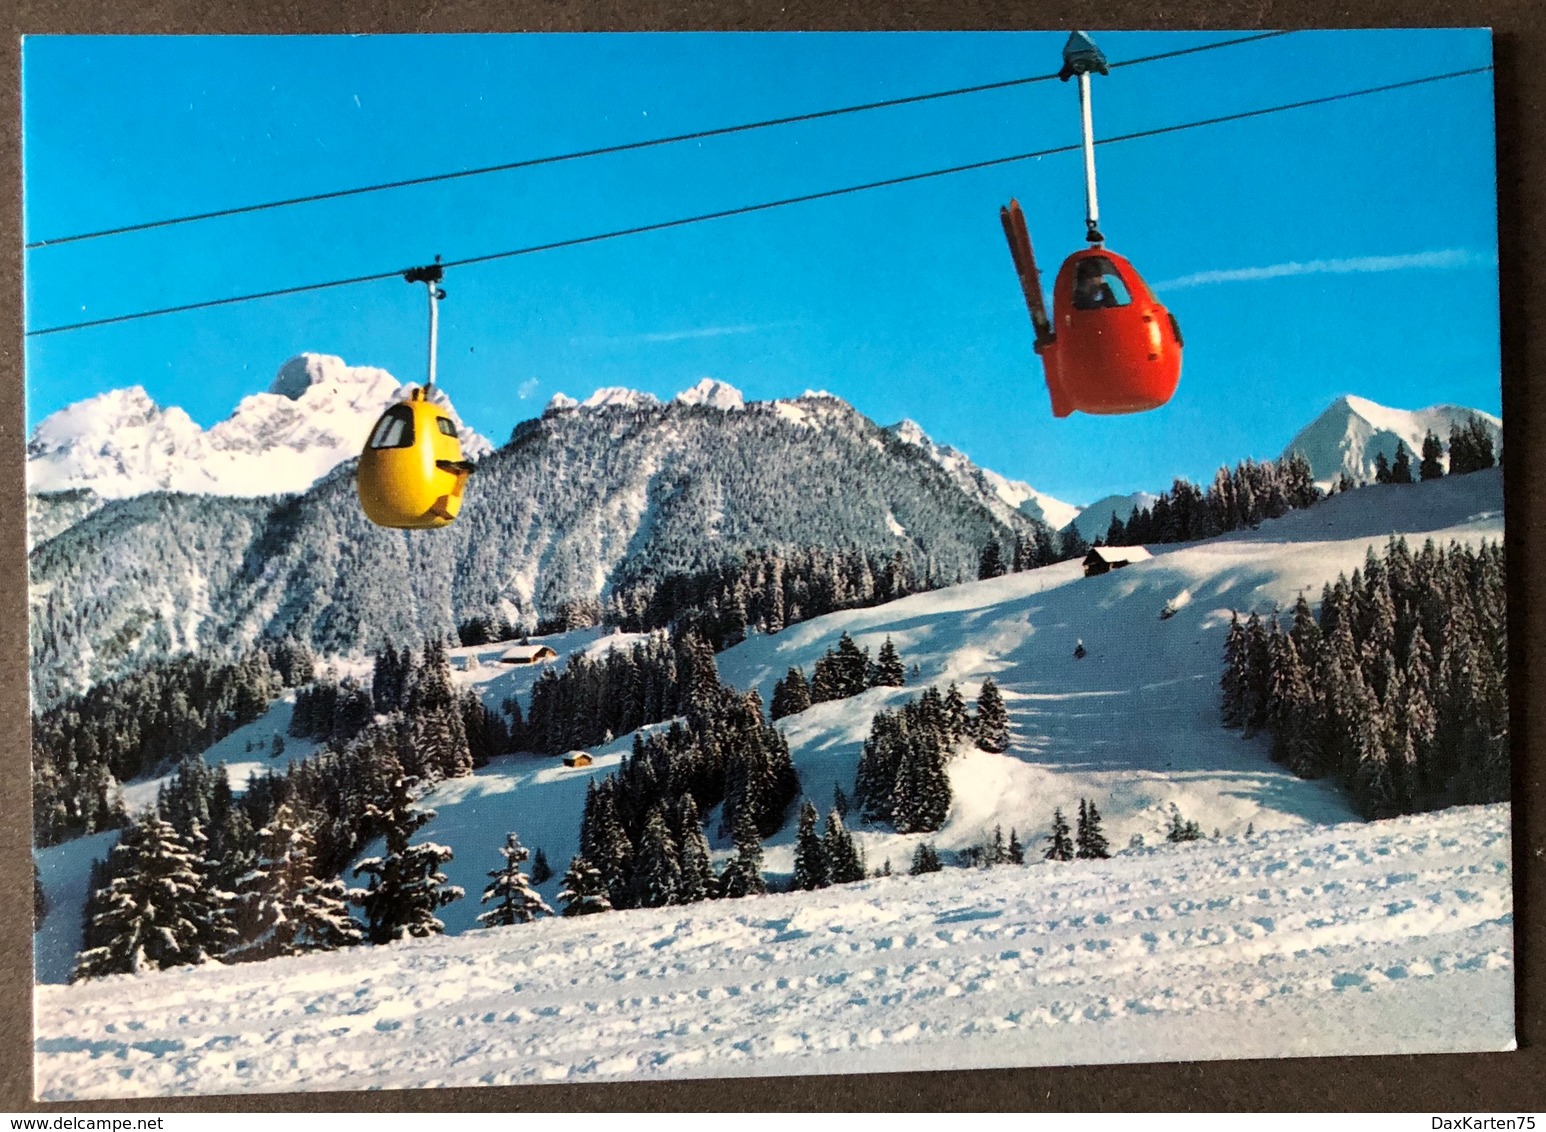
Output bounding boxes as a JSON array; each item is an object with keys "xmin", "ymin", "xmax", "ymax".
[
  {"xmin": 886, "ymin": 419, "xmax": 1079, "ymax": 531},
  {"xmin": 579, "ymin": 387, "xmax": 661, "ymax": 410},
  {"xmin": 33, "ymin": 802, "xmax": 1511, "ymax": 1098},
  {"xmin": 1067, "ymin": 492, "xmax": 1160, "ymax": 541},
  {"xmin": 25, "ymin": 353, "xmax": 492, "ymax": 503},
  {"xmin": 29, "ymin": 389, "xmax": 1052, "ymax": 707},
  {"xmin": 1281, "ymin": 394, "xmax": 1501, "ymax": 488},
  {"xmin": 675, "ymin": 378, "xmax": 746, "ymax": 411}
]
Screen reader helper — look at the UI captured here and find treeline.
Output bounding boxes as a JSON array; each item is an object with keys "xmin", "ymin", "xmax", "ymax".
[
  {"xmin": 976, "ymin": 526, "xmax": 1090, "ymax": 581},
  {"xmin": 291, "ymin": 641, "xmax": 511, "ymax": 776},
  {"xmin": 604, "ymin": 546, "xmax": 941, "ymax": 652},
  {"xmin": 770, "ymin": 633, "xmax": 906, "ymax": 720},
  {"xmin": 32, "ymin": 642, "xmax": 314, "ymax": 847},
  {"xmin": 1368, "ymin": 419, "xmax": 1498, "ymax": 488},
  {"xmin": 1221, "ymin": 536, "xmax": 1508, "ymax": 818},
  {"xmin": 574, "ymin": 643, "xmax": 797, "ymax": 910},
  {"xmin": 851, "ymin": 680, "xmax": 1009, "ymax": 833},
  {"xmin": 523, "ymin": 631, "xmax": 707, "ymax": 755},
  {"xmin": 74, "ymin": 758, "xmax": 467, "ymax": 979},
  {"xmin": 1104, "ymin": 454, "xmax": 1320, "ymax": 548},
  {"xmin": 73, "ymin": 631, "xmax": 539, "ymax": 978}
]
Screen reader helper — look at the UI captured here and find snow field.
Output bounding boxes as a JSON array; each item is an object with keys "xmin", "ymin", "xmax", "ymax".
[
  {"xmin": 34, "ymin": 472, "xmax": 1507, "ymax": 987},
  {"xmin": 33, "ymin": 803, "xmax": 1513, "ymax": 1100}
]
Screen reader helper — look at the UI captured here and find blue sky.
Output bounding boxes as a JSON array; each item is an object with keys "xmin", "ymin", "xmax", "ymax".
[{"xmin": 21, "ymin": 30, "xmax": 1498, "ymax": 503}]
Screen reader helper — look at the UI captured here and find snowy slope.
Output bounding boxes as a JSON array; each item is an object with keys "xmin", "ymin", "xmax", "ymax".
[
  {"xmin": 26, "ymin": 353, "xmax": 491, "ymax": 502},
  {"xmin": 886, "ymin": 419, "xmax": 1079, "ymax": 530},
  {"xmin": 1282, "ymin": 394, "xmax": 1501, "ymax": 488},
  {"xmin": 33, "ymin": 803, "xmax": 1513, "ymax": 1100},
  {"xmin": 33, "ymin": 472, "xmax": 1505, "ymax": 988},
  {"xmin": 364, "ymin": 470, "xmax": 1500, "ymax": 936}
]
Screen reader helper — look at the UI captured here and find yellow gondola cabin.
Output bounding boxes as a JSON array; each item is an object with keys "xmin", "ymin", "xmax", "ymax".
[{"xmin": 356, "ymin": 388, "xmax": 474, "ymax": 529}]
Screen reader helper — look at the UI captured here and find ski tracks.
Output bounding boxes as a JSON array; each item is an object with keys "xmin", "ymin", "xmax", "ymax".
[{"xmin": 35, "ymin": 805, "xmax": 1513, "ymax": 1100}]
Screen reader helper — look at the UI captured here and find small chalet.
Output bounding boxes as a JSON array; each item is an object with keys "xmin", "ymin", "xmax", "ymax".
[
  {"xmin": 1083, "ymin": 545, "xmax": 1154, "ymax": 578},
  {"xmin": 562, "ymin": 751, "xmax": 593, "ymax": 768},
  {"xmin": 499, "ymin": 644, "xmax": 559, "ymax": 666}
]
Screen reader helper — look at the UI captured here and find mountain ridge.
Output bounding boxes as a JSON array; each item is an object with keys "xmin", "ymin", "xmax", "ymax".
[
  {"xmin": 28, "ymin": 386, "xmax": 1051, "ymax": 706},
  {"xmin": 26, "ymin": 353, "xmax": 492, "ymax": 503},
  {"xmin": 1281, "ymin": 394, "xmax": 1501, "ymax": 487}
]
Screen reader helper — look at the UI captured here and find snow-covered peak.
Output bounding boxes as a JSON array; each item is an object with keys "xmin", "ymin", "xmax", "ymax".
[
  {"xmin": 27, "ymin": 353, "xmax": 491, "ymax": 501},
  {"xmin": 889, "ymin": 418, "xmax": 930, "ymax": 448},
  {"xmin": 580, "ymin": 387, "xmax": 660, "ymax": 410},
  {"xmin": 544, "ymin": 393, "xmax": 579, "ymax": 415},
  {"xmin": 28, "ymin": 385, "xmax": 190, "ymax": 452},
  {"xmin": 884, "ymin": 418, "xmax": 1079, "ymax": 532},
  {"xmin": 268, "ymin": 352, "xmax": 401, "ymax": 401},
  {"xmin": 1068, "ymin": 492, "xmax": 1161, "ymax": 541},
  {"xmin": 28, "ymin": 387, "xmax": 208, "ymax": 498},
  {"xmin": 1283, "ymin": 394, "xmax": 1501, "ymax": 487},
  {"xmin": 674, "ymin": 379, "xmax": 745, "ymax": 411}
]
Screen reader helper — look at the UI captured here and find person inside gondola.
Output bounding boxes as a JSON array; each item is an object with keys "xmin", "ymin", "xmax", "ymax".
[{"xmin": 1072, "ymin": 258, "xmax": 1128, "ymax": 309}]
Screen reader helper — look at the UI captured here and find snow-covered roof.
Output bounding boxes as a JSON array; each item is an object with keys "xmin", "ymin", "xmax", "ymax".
[
  {"xmin": 1086, "ymin": 545, "xmax": 1153, "ymax": 565},
  {"xmin": 499, "ymin": 644, "xmax": 558, "ymax": 662}
]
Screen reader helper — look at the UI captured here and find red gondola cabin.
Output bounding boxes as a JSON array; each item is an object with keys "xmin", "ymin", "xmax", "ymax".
[{"xmin": 1042, "ymin": 247, "xmax": 1183, "ymax": 418}]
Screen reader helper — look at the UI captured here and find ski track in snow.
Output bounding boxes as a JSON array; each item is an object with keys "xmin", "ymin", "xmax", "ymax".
[{"xmin": 34, "ymin": 805, "xmax": 1512, "ymax": 1100}]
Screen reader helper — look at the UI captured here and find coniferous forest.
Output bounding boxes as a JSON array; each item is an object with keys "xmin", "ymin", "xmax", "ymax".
[
  {"xmin": 1220, "ymin": 536, "xmax": 1508, "ymax": 818},
  {"xmin": 1101, "ymin": 453, "xmax": 1321, "ymax": 547},
  {"xmin": 574, "ymin": 634, "xmax": 796, "ymax": 909},
  {"xmin": 32, "ymin": 643, "xmax": 314, "ymax": 847},
  {"xmin": 605, "ymin": 546, "xmax": 931, "ymax": 652}
]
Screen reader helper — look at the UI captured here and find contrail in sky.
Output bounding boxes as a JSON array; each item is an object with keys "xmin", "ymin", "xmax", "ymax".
[{"xmin": 1153, "ymin": 248, "xmax": 1494, "ymax": 290}]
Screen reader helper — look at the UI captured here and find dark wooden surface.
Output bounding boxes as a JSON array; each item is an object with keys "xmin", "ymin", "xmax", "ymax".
[{"xmin": 2, "ymin": 2, "xmax": 1540, "ymax": 1112}]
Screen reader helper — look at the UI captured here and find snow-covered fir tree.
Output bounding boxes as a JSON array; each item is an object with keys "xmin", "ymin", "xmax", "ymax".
[
  {"xmin": 557, "ymin": 855, "xmax": 612, "ymax": 917},
  {"xmin": 674, "ymin": 795, "xmax": 716, "ymax": 904},
  {"xmin": 793, "ymin": 801, "xmax": 830, "ymax": 891},
  {"xmin": 633, "ymin": 805, "xmax": 683, "ymax": 908},
  {"xmin": 1420, "ymin": 432, "xmax": 1446, "ymax": 480},
  {"xmin": 870, "ymin": 637, "xmax": 906, "ymax": 688},
  {"xmin": 943, "ymin": 682, "xmax": 973, "ymax": 742},
  {"xmin": 1448, "ymin": 415, "xmax": 1497, "ymax": 475},
  {"xmin": 770, "ymin": 666, "xmax": 812, "ymax": 720},
  {"xmin": 988, "ymin": 824, "xmax": 1007, "ymax": 866},
  {"xmin": 1044, "ymin": 807, "xmax": 1074, "ymax": 861},
  {"xmin": 478, "ymin": 832, "xmax": 554, "ymax": 927},
  {"xmin": 228, "ymin": 801, "xmax": 363, "ymax": 962},
  {"xmin": 909, "ymin": 843, "xmax": 942, "ymax": 875},
  {"xmin": 1075, "ymin": 799, "xmax": 1111, "ymax": 860},
  {"xmin": 1391, "ymin": 441, "xmax": 1415, "ymax": 484},
  {"xmin": 974, "ymin": 678, "xmax": 1010, "ymax": 753},
  {"xmin": 823, "ymin": 809, "xmax": 865, "ymax": 884},
  {"xmin": 978, "ymin": 538, "xmax": 1007, "ymax": 580},
  {"xmin": 350, "ymin": 773, "xmax": 464, "ymax": 944},
  {"xmin": 717, "ymin": 807, "xmax": 768, "ymax": 899},
  {"xmin": 1166, "ymin": 804, "xmax": 1204, "ymax": 843},
  {"xmin": 73, "ymin": 812, "xmax": 222, "ymax": 980}
]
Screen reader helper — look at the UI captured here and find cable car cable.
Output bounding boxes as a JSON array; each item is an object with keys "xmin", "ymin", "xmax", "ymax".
[
  {"xmin": 24, "ymin": 63, "xmax": 1491, "ymax": 339},
  {"xmin": 24, "ymin": 32, "xmax": 1293, "ymax": 250}
]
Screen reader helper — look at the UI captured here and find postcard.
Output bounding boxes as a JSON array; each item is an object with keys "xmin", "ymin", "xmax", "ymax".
[{"xmin": 24, "ymin": 29, "xmax": 1511, "ymax": 1100}]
